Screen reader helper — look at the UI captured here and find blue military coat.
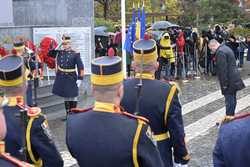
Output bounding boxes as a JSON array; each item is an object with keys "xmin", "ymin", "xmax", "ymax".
[
  {"xmin": 3, "ymin": 101, "xmax": 63, "ymax": 167},
  {"xmin": 66, "ymin": 101, "xmax": 164, "ymax": 167},
  {"xmin": 51, "ymin": 49, "xmax": 84, "ymax": 98},
  {"xmin": 213, "ymin": 114, "xmax": 250, "ymax": 167},
  {"xmin": 0, "ymin": 157, "xmax": 17, "ymax": 167},
  {"xmin": 121, "ymin": 74, "xmax": 190, "ymax": 167}
]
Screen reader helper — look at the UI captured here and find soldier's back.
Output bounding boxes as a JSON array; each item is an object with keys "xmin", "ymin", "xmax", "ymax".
[
  {"xmin": 214, "ymin": 115, "xmax": 250, "ymax": 167},
  {"xmin": 67, "ymin": 110, "xmax": 141, "ymax": 167},
  {"xmin": 122, "ymin": 78, "xmax": 172, "ymax": 129}
]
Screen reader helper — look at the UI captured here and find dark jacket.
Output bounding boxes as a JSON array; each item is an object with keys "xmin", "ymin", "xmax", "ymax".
[
  {"xmin": 215, "ymin": 44, "xmax": 245, "ymax": 95},
  {"xmin": 4, "ymin": 105, "xmax": 63, "ymax": 167},
  {"xmin": 67, "ymin": 106, "xmax": 164, "ymax": 167},
  {"xmin": 121, "ymin": 76, "xmax": 190, "ymax": 167},
  {"xmin": 247, "ymin": 42, "xmax": 250, "ymax": 61},
  {"xmin": 213, "ymin": 115, "xmax": 250, "ymax": 167}
]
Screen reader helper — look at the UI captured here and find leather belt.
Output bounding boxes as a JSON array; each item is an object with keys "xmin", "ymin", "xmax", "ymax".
[
  {"xmin": 153, "ymin": 131, "xmax": 170, "ymax": 142},
  {"xmin": 58, "ymin": 66, "xmax": 76, "ymax": 73}
]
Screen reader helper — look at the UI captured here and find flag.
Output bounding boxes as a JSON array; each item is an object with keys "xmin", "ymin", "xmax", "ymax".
[
  {"xmin": 135, "ymin": 4, "xmax": 141, "ymax": 40},
  {"xmin": 124, "ymin": 4, "xmax": 136, "ymax": 53},
  {"xmin": 140, "ymin": 2, "xmax": 146, "ymax": 39}
]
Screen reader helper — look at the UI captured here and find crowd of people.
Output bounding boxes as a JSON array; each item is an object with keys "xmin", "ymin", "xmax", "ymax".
[
  {"xmin": 149, "ymin": 24, "xmax": 250, "ymax": 81},
  {"xmin": 0, "ymin": 22, "xmax": 250, "ymax": 167},
  {"xmin": 95, "ymin": 23, "xmax": 250, "ymax": 80}
]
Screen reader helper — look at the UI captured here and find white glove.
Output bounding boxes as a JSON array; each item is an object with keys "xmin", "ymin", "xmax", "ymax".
[
  {"xmin": 174, "ymin": 164, "xmax": 180, "ymax": 167},
  {"xmin": 180, "ymin": 165, "xmax": 188, "ymax": 167},
  {"xmin": 76, "ymin": 80, "xmax": 82, "ymax": 88},
  {"xmin": 174, "ymin": 163, "xmax": 188, "ymax": 167}
]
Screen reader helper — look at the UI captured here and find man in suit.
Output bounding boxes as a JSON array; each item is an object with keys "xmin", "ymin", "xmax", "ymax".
[{"xmin": 208, "ymin": 39, "xmax": 245, "ymax": 116}]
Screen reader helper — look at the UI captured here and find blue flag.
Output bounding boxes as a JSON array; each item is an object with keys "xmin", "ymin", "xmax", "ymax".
[
  {"xmin": 124, "ymin": 6, "xmax": 136, "ymax": 53},
  {"xmin": 140, "ymin": 4, "xmax": 146, "ymax": 39}
]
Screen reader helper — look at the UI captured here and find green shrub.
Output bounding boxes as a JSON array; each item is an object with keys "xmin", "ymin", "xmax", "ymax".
[
  {"xmin": 95, "ymin": 18, "xmax": 121, "ymax": 32},
  {"xmin": 230, "ymin": 27, "xmax": 250, "ymax": 37}
]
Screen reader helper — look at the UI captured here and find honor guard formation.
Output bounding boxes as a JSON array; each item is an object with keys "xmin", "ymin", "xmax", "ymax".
[{"xmin": 0, "ymin": 23, "xmax": 250, "ymax": 167}]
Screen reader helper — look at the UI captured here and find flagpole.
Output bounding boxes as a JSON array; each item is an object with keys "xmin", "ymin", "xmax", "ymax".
[{"xmin": 121, "ymin": 0, "xmax": 127, "ymax": 78}]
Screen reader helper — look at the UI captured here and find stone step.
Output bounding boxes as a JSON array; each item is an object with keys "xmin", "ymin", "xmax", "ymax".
[
  {"xmin": 35, "ymin": 82, "xmax": 53, "ymax": 95},
  {"xmin": 34, "ymin": 92, "xmax": 63, "ymax": 107},
  {"xmin": 39, "ymin": 98, "xmax": 65, "ymax": 114}
]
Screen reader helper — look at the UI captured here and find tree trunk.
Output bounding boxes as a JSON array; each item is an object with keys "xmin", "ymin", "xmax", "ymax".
[{"xmin": 104, "ymin": 2, "xmax": 108, "ymax": 20}]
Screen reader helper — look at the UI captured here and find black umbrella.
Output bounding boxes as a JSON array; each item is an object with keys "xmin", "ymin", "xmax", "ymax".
[
  {"xmin": 152, "ymin": 21, "xmax": 179, "ymax": 30},
  {"xmin": 94, "ymin": 26, "xmax": 109, "ymax": 37},
  {"xmin": 94, "ymin": 26, "xmax": 108, "ymax": 32},
  {"xmin": 95, "ymin": 30, "xmax": 109, "ymax": 37}
]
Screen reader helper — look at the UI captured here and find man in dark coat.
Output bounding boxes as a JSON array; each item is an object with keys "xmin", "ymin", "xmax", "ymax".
[{"xmin": 208, "ymin": 39, "xmax": 245, "ymax": 116}]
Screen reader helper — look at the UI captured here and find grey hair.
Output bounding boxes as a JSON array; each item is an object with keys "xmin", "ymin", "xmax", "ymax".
[
  {"xmin": 92, "ymin": 83, "xmax": 122, "ymax": 103},
  {"xmin": 132, "ymin": 61, "xmax": 157, "ymax": 73},
  {"xmin": 208, "ymin": 39, "xmax": 219, "ymax": 46}
]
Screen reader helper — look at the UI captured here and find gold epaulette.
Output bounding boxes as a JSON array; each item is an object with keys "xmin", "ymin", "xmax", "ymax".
[
  {"xmin": 222, "ymin": 112, "xmax": 250, "ymax": 124},
  {"xmin": 0, "ymin": 141, "xmax": 5, "ymax": 153},
  {"xmin": 169, "ymin": 81, "xmax": 181, "ymax": 93},
  {"xmin": 222, "ymin": 116, "xmax": 235, "ymax": 124},
  {"xmin": 27, "ymin": 107, "xmax": 41, "ymax": 117},
  {"xmin": 122, "ymin": 112, "xmax": 149, "ymax": 124},
  {"xmin": 70, "ymin": 107, "xmax": 93, "ymax": 113}
]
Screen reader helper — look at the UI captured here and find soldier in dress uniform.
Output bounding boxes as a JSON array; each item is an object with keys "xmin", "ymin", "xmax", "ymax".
[
  {"xmin": 66, "ymin": 56, "xmax": 164, "ymax": 167},
  {"xmin": 0, "ymin": 97, "xmax": 34, "ymax": 167},
  {"xmin": 48, "ymin": 34, "xmax": 84, "ymax": 116},
  {"xmin": 13, "ymin": 40, "xmax": 41, "ymax": 107},
  {"xmin": 0, "ymin": 55, "xmax": 63, "ymax": 167},
  {"xmin": 121, "ymin": 39, "xmax": 190, "ymax": 167},
  {"xmin": 213, "ymin": 112, "xmax": 250, "ymax": 167}
]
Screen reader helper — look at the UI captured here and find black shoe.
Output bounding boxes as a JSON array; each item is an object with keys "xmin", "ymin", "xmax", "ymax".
[{"xmin": 61, "ymin": 116, "xmax": 67, "ymax": 121}]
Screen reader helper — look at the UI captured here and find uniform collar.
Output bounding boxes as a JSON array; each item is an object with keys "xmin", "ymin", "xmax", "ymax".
[
  {"xmin": 93, "ymin": 101, "xmax": 121, "ymax": 113},
  {"xmin": 7, "ymin": 96, "xmax": 24, "ymax": 107},
  {"xmin": 135, "ymin": 73, "xmax": 155, "ymax": 80},
  {"xmin": 8, "ymin": 97, "xmax": 17, "ymax": 107},
  {"xmin": 0, "ymin": 141, "xmax": 5, "ymax": 153}
]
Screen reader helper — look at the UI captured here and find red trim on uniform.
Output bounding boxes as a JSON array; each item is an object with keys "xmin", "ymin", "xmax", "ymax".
[
  {"xmin": 122, "ymin": 112, "xmax": 149, "ymax": 123},
  {"xmin": 233, "ymin": 112, "xmax": 250, "ymax": 121},
  {"xmin": 27, "ymin": 107, "xmax": 41, "ymax": 117},
  {"xmin": 16, "ymin": 103, "xmax": 41, "ymax": 117},
  {"xmin": 70, "ymin": 106, "xmax": 94, "ymax": 113},
  {"xmin": 16, "ymin": 104, "xmax": 26, "ymax": 110},
  {"xmin": 1, "ymin": 153, "xmax": 33, "ymax": 167}
]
